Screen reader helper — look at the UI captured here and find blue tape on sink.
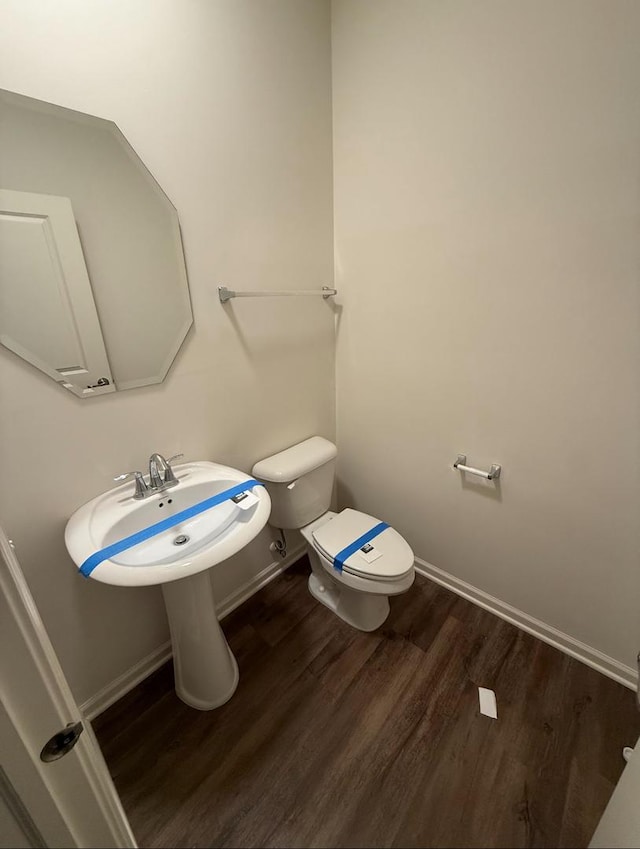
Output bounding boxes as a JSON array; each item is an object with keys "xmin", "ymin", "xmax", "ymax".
[
  {"xmin": 332, "ymin": 522, "xmax": 389, "ymax": 573},
  {"xmin": 79, "ymin": 479, "xmax": 264, "ymax": 578}
]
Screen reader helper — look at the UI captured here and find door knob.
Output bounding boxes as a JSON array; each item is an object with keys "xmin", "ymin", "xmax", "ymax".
[{"xmin": 40, "ymin": 721, "xmax": 84, "ymax": 762}]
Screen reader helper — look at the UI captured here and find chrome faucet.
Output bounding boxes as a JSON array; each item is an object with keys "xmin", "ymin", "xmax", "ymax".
[
  {"xmin": 115, "ymin": 453, "xmax": 183, "ymax": 499},
  {"xmin": 148, "ymin": 453, "xmax": 183, "ymax": 492}
]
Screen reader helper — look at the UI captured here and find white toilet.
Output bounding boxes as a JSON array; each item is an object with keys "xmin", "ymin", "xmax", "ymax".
[{"xmin": 252, "ymin": 436, "xmax": 415, "ymax": 631}]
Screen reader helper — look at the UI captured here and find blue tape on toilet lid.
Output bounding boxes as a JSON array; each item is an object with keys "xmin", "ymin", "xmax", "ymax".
[
  {"xmin": 79, "ymin": 479, "xmax": 263, "ymax": 578},
  {"xmin": 332, "ymin": 521, "xmax": 389, "ymax": 573},
  {"xmin": 313, "ymin": 508, "xmax": 414, "ymax": 578}
]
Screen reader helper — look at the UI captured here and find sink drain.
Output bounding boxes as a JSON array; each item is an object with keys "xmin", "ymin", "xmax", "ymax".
[{"xmin": 173, "ymin": 534, "xmax": 190, "ymax": 546}]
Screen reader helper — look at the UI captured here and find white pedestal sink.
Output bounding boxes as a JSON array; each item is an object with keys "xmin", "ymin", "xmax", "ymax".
[
  {"xmin": 65, "ymin": 461, "xmax": 271, "ymax": 710},
  {"xmin": 162, "ymin": 571, "xmax": 239, "ymax": 709}
]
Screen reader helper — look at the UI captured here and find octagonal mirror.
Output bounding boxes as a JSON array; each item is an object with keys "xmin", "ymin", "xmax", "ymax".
[{"xmin": 0, "ymin": 89, "xmax": 192, "ymax": 398}]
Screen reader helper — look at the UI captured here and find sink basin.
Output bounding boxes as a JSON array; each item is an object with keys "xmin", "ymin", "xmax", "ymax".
[
  {"xmin": 65, "ymin": 461, "xmax": 271, "ymax": 586},
  {"xmin": 65, "ymin": 460, "xmax": 272, "ymax": 710}
]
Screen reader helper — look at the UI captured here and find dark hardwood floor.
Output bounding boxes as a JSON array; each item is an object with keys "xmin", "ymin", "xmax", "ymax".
[{"xmin": 93, "ymin": 558, "xmax": 640, "ymax": 848}]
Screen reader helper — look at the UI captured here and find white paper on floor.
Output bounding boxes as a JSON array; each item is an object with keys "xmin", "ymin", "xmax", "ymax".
[{"xmin": 478, "ymin": 687, "xmax": 498, "ymax": 719}]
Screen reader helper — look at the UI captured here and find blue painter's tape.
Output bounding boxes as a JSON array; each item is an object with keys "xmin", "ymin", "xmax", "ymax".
[
  {"xmin": 79, "ymin": 479, "xmax": 263, "ymax": 578},
  {"xmin": 332, "ymin": 521, "xmax": 389, "ymax": 573}
]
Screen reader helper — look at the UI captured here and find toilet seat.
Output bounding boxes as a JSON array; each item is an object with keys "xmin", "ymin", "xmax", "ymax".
[{"xmin": 312, "ymin": 508, "xmax": 414, "ymax": 581}]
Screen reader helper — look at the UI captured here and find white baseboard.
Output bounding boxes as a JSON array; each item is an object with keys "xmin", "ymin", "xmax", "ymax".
[
  {"xmin": 81, "ymin": 640, "xmax": 173, "ymax": 721},
  {"xmin": 414, "ymin": 557, "xmax": 637, "ymax": 691},
  {"xmin": 81, "ymin": 545, "xmax": 306, "ymax": 720},
  {"xmin": 215, "ymin": 544, "xmax": 305, "ymax": 620}
]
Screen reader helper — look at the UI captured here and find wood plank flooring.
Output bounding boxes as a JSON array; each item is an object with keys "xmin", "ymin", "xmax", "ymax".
[{"xmin": 93, "ymin": 558, "xmax": 640, "ymax": 848}]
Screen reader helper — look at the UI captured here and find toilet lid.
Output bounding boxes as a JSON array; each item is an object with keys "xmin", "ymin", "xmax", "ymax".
[{"xmin": 312, "ymin": 508, "xmax": 414, "ymax": 580}]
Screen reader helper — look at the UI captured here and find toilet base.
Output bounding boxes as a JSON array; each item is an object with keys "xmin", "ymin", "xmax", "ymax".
[{"xmin": 308, "ymin": 572, "xmax": 390, "ymax": 632}]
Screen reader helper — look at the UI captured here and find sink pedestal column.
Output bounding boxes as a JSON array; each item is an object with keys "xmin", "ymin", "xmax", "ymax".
[{"xmin": 161, "ymin": 570, "xmax": 239, "ymax": 710}]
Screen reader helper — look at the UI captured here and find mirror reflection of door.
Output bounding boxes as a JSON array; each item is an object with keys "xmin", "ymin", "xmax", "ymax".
[{"xmin": 0, "ymin": 189, "xmax": 114, "ymax": 398}]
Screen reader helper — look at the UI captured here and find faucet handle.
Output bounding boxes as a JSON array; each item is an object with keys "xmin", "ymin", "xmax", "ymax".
[
  {"xmin": 164, "ymin": 453, "xmax": 184, "ymax": 484},
  {"xmin": 114, "ymin": 470, "xmax": 149, "ymax": 499},
  {"xmin": 113, "ymin": 471, "xmax": 138, "ymax": 481}
]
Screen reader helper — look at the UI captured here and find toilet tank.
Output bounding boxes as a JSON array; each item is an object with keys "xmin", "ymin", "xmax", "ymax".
[{"xmin": 251, "ymin": 436, "xmax": 337, "ymax": 529}]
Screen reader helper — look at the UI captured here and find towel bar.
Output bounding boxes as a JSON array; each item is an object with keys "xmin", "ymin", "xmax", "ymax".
[{"xmin": 219, "ymin": 285, "xmax": 336, "ymax": 303}]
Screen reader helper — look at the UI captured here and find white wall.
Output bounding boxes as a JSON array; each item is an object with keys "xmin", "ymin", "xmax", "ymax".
[
  {"xmin": 0, "ymin": 0, "xmax": 334, "ymax": 706},
  {"xmin": 332, "ymin": 0, "xmax": 640, "ymax": 670}
]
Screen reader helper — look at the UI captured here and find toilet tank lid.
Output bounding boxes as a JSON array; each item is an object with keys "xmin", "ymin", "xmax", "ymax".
[{"xmin": 252, "ymin": 436, "xmax": 337, "ymax": 483}]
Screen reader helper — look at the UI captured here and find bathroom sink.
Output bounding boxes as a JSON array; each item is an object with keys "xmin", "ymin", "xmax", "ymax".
[
  {"xmin": 65, "ymin": 460, "xmax": 271, "ymax": 711},
  {"xmin": 65, "ymin": 461, "xmax": 271, "ymax": 586}
]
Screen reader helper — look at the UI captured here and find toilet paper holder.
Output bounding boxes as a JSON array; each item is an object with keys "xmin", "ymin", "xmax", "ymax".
[{"xmin": 453, "ymin": 454, "xmax": 501, "ymax": 481}]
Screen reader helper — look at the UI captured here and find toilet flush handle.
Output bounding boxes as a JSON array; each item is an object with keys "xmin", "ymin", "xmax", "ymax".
[{"xmin": 287, "ymin": 479, "xmax": 298, "ymax": 490}]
